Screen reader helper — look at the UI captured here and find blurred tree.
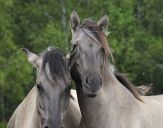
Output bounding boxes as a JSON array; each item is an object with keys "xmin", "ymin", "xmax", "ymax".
[{"xmin": 0, "ymin": 0, "xmax": 162, "ymax": 126}]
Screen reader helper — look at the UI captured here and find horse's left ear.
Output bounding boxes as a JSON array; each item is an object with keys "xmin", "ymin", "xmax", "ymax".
[
  {"xmin": 70, "ymin": 10, "xmax": 80, "ymax": 33},
  {"xmin": 97, "ymin": 15, "xmax": 109, "ymax": 32},
  {"xmin": 21, "ymin": 48, "xmax": 42, "ymax": 69}
]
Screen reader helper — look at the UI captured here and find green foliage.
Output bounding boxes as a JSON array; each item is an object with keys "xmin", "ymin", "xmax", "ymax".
[
  {"xmin": 0, "ymin": 0, "xmax": 162, "ymax": 126},
  {"xmin": 0, "ymin": 122, "xmax": 6, "ymax": 128}
]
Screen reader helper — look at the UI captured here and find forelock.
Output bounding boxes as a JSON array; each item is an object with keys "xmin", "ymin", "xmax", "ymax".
[{"xmin": 41, "ymin": 47, "xmax": 69, "ymax": 82}]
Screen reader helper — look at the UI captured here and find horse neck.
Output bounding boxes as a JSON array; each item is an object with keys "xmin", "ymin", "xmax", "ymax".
[
  {"xmin": 64, "ymin": 90, "xmax": 81, "ymax": 128},
  {"xmin": 31, "ymin": 108, "xmax": 40, "ymax": 128},
  {"xmin": 76, "ymin": 64, "xmax": 140, "ymax": 127},
  {"xmin": 31, "ymin": 87, "xmax": 41, "ymax": 128},
  {"xmin": 102, "ymin": 64, "xmax": 140, "ymax": 106}
]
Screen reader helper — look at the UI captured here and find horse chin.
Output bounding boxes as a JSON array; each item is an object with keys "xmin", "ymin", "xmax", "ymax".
[
  {"xmin": 46, "ymin": 123, "xmax": 64, "ymax": 128},
  {"xmin": 42, "ymin": 117, "xmax": 64, "ymax": 128},
  {"xmin": 85, "ymin": 93, "xmax": 97, "ymax": 98},
  {"xmin": 82, "ymin": 83, "xmax": 98, "ymax": 98}
]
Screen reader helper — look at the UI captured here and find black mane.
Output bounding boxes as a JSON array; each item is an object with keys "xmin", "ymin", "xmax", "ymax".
[
  {"xmin": 115, "ymin": 73, "xmax": 143, "ymax": 102},
  {"xmin": 42, "ymin": 47, "xmax": 69, "ymax": 81}
]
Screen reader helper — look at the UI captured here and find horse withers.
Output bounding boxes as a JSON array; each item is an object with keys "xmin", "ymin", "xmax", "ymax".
[{"xmin": 7, "ymin": 47, "xmax": 81, "ymax": 128}]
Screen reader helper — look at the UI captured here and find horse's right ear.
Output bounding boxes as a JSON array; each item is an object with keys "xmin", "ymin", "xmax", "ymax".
[
  {"xmin": 21, "ymin": 48, "xmax": 42, "ymax": 68},
  {"xmin": 70, "ymin": 10, "xmax": 80, "ymax": 33}
]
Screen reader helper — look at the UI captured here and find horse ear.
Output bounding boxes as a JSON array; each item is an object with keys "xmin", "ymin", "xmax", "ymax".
[
  {"xmin": 65, "ymin": 53, "xmax": 70, "ymax": 60},
  {"xmin": 21, "ymin": 48, "xmax": 42, "ymax": 68},
  {"xmin": 97, "ymin": 15, "xmax": 109, "ymax": 32},
  {"xmin": 70, "ymin": 10, "xmax": 80, "ymax": 33},
  {"xmin": 63, "ymin": 53, "xmax": 70, "ymax": 65}
]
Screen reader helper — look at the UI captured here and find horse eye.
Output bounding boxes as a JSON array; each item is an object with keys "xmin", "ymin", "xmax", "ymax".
[
  {"xmin": 36, "ymin": 83, "xmax": 44, "ymax": 92},
  {"xmin": 71, "ymin": 44, "xmax": 77, "ymax": 51},
  {"xmin": 99, "ymin": 48, "xmax": 105, "ymax": 65},
  {"xmin": 65, "ymin": 86, "xmax": 71, "ymax": 94},
  {"xmin": 70, "ymin": 45, "xmax": 76, "ymax": 55},
  {"xmin": 89, "ymin": 43, "xmax": 93, "ymax": 47},
  {"xmin": 100, "ymin": 47, "xmax": 105, "ymax": 54},
  {"xmin": 100, "ymin": 47, "xmax": 105, "ymax": 58}
]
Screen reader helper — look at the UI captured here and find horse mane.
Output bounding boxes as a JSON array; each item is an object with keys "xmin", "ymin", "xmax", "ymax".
[
  {"xmin": 42, "ymin": 47, "xmax": 70, "ymax": 81},
  {"xmin": 80, "ymin": 19, "xmax": 142, "ymax": 102},
  {"xmin": 80, "ymin": 19, "xmax": 114, "ymax": 67},
  {"xmin": 115, "ymin": 73, "xmax": 143, "ymax": 102}
]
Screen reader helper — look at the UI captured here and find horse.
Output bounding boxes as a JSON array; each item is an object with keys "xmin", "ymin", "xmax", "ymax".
[
  {"xmin": 68, "ymin": 10, "xmax": 163, "ymax": 128},
  {"xmin": 7, "ymin": 47, "xmax": 81, "ymax": 128}
]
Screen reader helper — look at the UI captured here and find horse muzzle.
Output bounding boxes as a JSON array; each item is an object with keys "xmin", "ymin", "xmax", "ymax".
[{"xmin": 82, "ymin": 75, "xmax": 102, "ymax": 97}]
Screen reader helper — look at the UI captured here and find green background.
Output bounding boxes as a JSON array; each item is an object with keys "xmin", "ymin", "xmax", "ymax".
[{"xmin": 0, "ymin": 0, "xmax": 163, "ymax": 127}]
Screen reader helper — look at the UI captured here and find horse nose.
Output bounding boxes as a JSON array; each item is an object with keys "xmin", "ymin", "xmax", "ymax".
[
  {"xmin": 44, "ymin": 125, "xmax": 63, "ymax": 128},
  {"xmin": 86, "ymin": 75, "xmax": 102, "ymax": 91},
  {"xmin": 60, "ymin": 124, "xmax": 64, "ymax": 128}
]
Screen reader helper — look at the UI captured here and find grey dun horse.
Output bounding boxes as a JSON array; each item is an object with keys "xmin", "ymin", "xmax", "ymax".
[
  {"xmin": 68, "ymin": 10, "xmax": 163, "ymax": 128},
  {"xmin": 7, "ymin": 47, "xmax": 81, "ymax": 128}
]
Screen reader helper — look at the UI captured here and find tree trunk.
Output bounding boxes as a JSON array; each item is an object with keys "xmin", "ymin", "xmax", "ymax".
[
  {"xmin": 136, "ymin": 0, "xmax": 142, "ymax": 24},
  {"xmin": 61, "ymin": 0, "xmax": 68, "ymax": 51}
]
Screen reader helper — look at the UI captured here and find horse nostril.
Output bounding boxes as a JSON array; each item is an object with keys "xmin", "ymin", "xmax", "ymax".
[
  {"xmin": 86, "ymin": 76, "xmax": 102, "ymax": 85},
  {"xmin": 44, "ymin": 126, "xmax": 48, "ymax": 128},
  {"xmin": 86, "ymin": 77, "xmax": 90, "ymax": 84}
]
